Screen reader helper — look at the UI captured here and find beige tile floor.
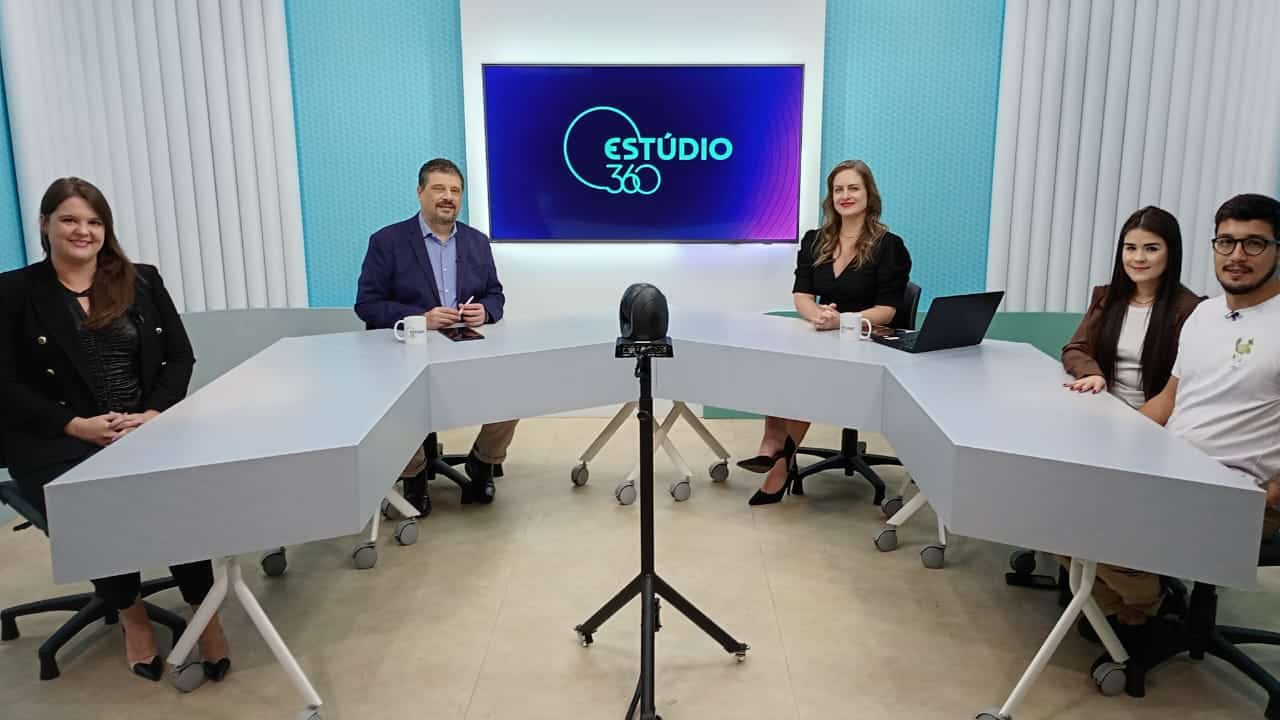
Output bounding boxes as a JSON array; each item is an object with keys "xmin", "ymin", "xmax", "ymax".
[{"xmin": 0, "ymin": 419, "xmax": 1275, "ymax": 719}]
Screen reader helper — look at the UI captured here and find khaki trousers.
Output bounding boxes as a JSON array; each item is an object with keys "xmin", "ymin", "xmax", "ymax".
[
  {"xmin": 1068, "ymin": 506, "xmax": 1280, "ymax": 619},
  {"xmin": 400, "ymin": 420, "xmax": 520, "ymax": 478}
]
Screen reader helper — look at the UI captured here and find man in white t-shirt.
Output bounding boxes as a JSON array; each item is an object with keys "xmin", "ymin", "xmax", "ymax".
[{"xmin": 1088, "ymin": 194, "xmax": 1280, "ymax": 631}]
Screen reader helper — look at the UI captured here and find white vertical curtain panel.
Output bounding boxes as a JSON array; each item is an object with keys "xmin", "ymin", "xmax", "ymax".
[
  {"xmin": 0, "ymin": 0, "xmax": 307, "ymax": 311},
  {"xmin": 988, "ymin": 0, "xmax": 1280, "ymax": 311}
]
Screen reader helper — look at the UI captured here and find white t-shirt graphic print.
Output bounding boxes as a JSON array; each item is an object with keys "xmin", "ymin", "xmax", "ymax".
[{"xmin": 1166, "ymin": 293, "xmax": 1280, "ymax": 487}]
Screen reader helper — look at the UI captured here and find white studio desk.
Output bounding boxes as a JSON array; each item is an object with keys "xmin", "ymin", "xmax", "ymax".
[{"xmin": 41, "ymin": 310, "xmax": 1266, "ymax": 719}]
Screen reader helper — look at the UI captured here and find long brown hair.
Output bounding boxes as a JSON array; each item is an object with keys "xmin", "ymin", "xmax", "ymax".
[
  {"xmin": 1092, "ymin": 206, "xmax": 1189, "ymax": 400},
  {"xmin": 813, "ymin": 160, "xmax": 888, "ymax": 268},
  {"xmin": 39, "ymin": 177, "xmax": 136, "ymax": 329}
]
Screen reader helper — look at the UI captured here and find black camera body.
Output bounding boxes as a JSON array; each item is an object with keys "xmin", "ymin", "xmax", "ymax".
[{"xmin": 617, "ymin": 283, "xmax": 673, "ymax": 358}]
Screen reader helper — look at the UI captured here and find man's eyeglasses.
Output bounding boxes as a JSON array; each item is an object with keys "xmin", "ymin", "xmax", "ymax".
[{"xmin": 1211, "ymin": 235, "xmax": 1279, "ymax": 256}]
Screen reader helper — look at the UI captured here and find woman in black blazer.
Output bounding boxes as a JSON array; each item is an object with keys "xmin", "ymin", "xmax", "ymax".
[
  {"xmin": 739, "ymin": 160, "xmax": 912, "ymax": 505},
  {"xmin": 0, "ymin": 178, "xmax": 229, "ymax": 684}
]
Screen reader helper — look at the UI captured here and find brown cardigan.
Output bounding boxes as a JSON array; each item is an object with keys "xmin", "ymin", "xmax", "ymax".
[{"xmin": 1062, "ymin": 284, "xmax": 1204, "ymax": 380}]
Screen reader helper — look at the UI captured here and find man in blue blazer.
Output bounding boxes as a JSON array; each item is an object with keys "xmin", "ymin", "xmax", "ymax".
[{"xmin": 355, "ymin": 158, "xmax": 518, "ymax": 512}]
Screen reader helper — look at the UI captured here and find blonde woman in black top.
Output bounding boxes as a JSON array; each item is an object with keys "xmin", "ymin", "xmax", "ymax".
[{"xmin": 739, "ymin": 160, "xmax": 912, "ymax": 505}]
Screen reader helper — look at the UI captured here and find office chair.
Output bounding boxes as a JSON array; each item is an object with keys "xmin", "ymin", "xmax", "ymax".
[
  {"xmin": 422, "ymin": 431, "xmax": 503, "ymax": 487},
  {"xmin": 0, "ymin": 474, "xmax": 187, "ymax": 680},
  {"xmin": 791, "ymin": 281, "xmax": 922, "ymax": 507},
  {"xmin": 1083, "ymin": 532, "xmax": 1280, "ymax": 716}
]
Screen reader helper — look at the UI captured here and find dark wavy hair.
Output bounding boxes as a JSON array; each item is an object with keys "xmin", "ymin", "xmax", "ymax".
[
  {"xmin": 1092, "ymin": 206, "xmax": 1188, "ymax": 400},
  {"xmin": 39, "ymin": 177, "xmax": 136, "ymax": 330}
]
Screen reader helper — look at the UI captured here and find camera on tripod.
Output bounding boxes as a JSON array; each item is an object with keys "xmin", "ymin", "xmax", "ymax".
[{"xmin": 579, "ymin": 282, "xmax": 747, "ymax": 720}]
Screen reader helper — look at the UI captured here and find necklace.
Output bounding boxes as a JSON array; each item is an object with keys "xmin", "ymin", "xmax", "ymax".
[{"xmin": 1131, "ymin": 295, "xmax": 1155, "ymax": 306}]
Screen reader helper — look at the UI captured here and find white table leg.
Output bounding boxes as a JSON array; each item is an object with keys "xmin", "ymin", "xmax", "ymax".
[
  {"xmin": 625, "ymin": 404, "xmax": 693, "ymax": 483},
  {"xmin": 986, "ymin": 558, "xmax": 1125, "ymax": 718},
  {"xmin": 675, "ymin": 402, "xmax": 731, "ymax": 461},
  {"xmin": 886, "ymin": 490, "xmax": 928, "ymax": 527},
  {"xmin": 167, "ymin": 557, "xmax": 322, "ymax": 714},
  {"xmin": 383, "ymin": 489, "xmax": 420, "ymax": 519},
  {"xmin": 578, "ymin": 402, "xmax": 636, "ymax": 463}
]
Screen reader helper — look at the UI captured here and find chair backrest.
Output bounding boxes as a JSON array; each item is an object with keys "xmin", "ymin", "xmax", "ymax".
[
  {"xmin": 1262, "ymin": 534, "xmax": 1280, "ymax": 567},
  {"xmin": 0, "ymin": 480, "xmax": 46, "ymax": 534},
  {"xmin": 897, "ymin": 281, "xmax": 922, "ymax": 331}
]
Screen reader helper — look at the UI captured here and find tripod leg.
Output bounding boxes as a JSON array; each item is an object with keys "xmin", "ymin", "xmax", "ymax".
[
  {"xmin": 653, "ymin": 576, "xmax": 749, "ymax": 657},
  {"xmin": 640, "ymin": 575, "xmax": 657, "ymax": 719},
  {"xmin": 575, "ymin": 574, "xmax": 643, "ymax": 641}
]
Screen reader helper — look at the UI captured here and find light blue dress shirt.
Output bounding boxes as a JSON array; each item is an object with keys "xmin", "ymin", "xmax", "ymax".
[{"xmin": 419, "ymin": 213, "xmax": 458, "ymax": 308}]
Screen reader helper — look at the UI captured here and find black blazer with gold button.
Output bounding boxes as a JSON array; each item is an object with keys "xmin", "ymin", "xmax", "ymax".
[{"xmin": 0, "ymin": 259, "xmax": 195, "ymax": 478}]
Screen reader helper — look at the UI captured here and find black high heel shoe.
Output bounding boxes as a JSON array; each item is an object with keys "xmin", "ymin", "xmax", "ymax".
[
  {"xmin": 122, "ymin": 626, "xmax": 163, "ymax": 682},
  {"xmin": 736, "ymin": 440, "xmax": 791, "ymax": 474},
  {"xmin": 203, "ymin": 657, "xmax": 231, "ymax": 681},
  {"xmin": 748, "ymin": 436, "xmax": 797, "ymax": 506},
  {"xmin": 131, "ymin": 656, "xmax": 164, "ymax": 681}
]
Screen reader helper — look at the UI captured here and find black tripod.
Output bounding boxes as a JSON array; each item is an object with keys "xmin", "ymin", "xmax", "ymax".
[{"xmin": 574, "ymin": 355, "xmax": 749, "ymax": 720}]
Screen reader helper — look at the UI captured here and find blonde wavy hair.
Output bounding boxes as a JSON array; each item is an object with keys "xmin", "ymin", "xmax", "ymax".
[{"xmin": 813, "ymin": 160, "xmax": 888, "ymax": 269}]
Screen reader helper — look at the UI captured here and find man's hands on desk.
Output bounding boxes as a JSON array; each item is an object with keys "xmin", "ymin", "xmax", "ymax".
[{"xmin": 426, "ymin": 304, "xmax": 486, "ymax": 330}]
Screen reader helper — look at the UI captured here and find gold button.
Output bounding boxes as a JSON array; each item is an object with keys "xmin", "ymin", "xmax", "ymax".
[
  {"xmin": 155, "ymin": 327, "xmax": 163, "ymax": 335},
  {"xmin": 45, "ymin": 368, "xmax": 55, "ymax": 376},
  {"xmin": 36, "ymin": 336, "xmax": 47, "ymax": 345}
]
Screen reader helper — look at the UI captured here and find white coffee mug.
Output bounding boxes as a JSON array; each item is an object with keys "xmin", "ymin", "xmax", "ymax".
[
  {"xmin": 840, "ymin": 312, "xmax": 872, "ymax": 340},
  {"xmin": 393, "ymin": 315, "xmax": 428, "ymax": 344}
]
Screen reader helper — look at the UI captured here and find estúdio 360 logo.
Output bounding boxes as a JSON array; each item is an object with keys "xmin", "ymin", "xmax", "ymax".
[{"xmin": 562, "ymin": 106, "xmax": 734, "ymax": 195}]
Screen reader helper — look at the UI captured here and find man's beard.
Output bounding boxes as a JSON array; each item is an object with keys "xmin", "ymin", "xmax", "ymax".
[
  {"xmin": 430, "ymin": 206, "xmax": 456, "ymax": 225},
  {"xmin": 1220, "ymin": 262, "xmax": 1277, "ymax": 295}
]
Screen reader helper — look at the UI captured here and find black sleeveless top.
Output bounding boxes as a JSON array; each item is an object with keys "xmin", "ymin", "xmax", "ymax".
[{"xmin": 61, "ymin": 287, "xmax": 144, "ymax": 414}]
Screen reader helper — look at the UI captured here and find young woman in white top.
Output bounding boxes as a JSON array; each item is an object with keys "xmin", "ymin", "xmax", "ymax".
[{"xmin": 1062, "ymin": 206, "xmax": 1202, "ymax": 410}]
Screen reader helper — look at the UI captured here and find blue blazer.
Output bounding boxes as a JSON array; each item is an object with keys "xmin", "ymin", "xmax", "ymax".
[{"xmin": 354, "ymin": 216, "xmax": 506, "ymax": 330}]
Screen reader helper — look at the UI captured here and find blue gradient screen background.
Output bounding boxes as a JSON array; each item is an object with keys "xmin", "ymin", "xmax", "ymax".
[{"xmin": 482, "ymin": 65, "xmax": 803, "ymax": 242}]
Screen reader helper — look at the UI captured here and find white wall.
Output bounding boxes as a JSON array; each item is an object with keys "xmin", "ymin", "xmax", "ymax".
[
  {"xmin": 0, "ymin": 0, "xmax": 308, "ymax": 312},
  {"xmin": 459, "ymin": 0, "xmax": 827, "ymax": 321},
  {"xmin": 987, "ymin": 0, "xmax": 1280, "ymax": 312}
]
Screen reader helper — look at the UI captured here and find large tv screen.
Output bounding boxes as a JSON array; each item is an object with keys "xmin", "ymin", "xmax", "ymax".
[{"xmin": 482, "ymin": 65, "xmax": 803, "ymax": 242}]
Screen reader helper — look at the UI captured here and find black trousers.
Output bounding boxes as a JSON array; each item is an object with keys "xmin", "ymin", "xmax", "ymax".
[{"xmin": 15, "ymin": 457, "xmax": 215, "ymax": 612}]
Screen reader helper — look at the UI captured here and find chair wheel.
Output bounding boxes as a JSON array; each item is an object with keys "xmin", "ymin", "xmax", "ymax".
[
  {"xmin": 394, "ymin": 519, "xmax": 418, "ymax": 546},
  {"xmin": 1, "ymin": 616, "xmax": 18, "ymax": 641},
  {"xmin": 570, "ymin": 463, "xmax": 589, "ymax": 487},
  {"xmin": 261, "ymin": 548, "xmax": 287, "ymax": 577},
  {"xmin": 172, "ymin": 661, "xmax": 207, "ymax": 693},
  {"xmin": 881, "ymin": 495, "xmax": 904, "ymax": 518},
  {"xmin": 296, "ymin": 709, "xmax": 322, "ymax": 720},
  {"xmin": 921, "ymin": 544, "xmax": 946, "ymax": 569},
  {"xmin": 1091, "ymin": 659, "xmax": 1127, "ymax": 696},
  {"xmin": 708, "ymin": 461, "xmax": 729, "ymax": 482},
  {"xmin": 1009, "ymin": 549, "xmax": 1037, "ymax": 575},
  {"xmin": 615, "ymin": 481, "xmax": 637, "ymax": 505},
  {"xmin": 577, "ymin": 629, "xmax": 593, "ymax": 647},
  {"xmin": 975, "ymin": 712, "xmax": 1010, "ymax": 720},
  {"xmin": 352, "ymin": 542, "xmax": 378, "ymax": 570},
  {"xmin": 381, "ymin": 498, "xmax": 400, "ymax": 520},
  {"xmin": 873, "ymin": 527, "xmax": 898, "ymax": 552},
  {"xmin": 670, "ymin": 479, "xmax": 691, "ymax": 502}
]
